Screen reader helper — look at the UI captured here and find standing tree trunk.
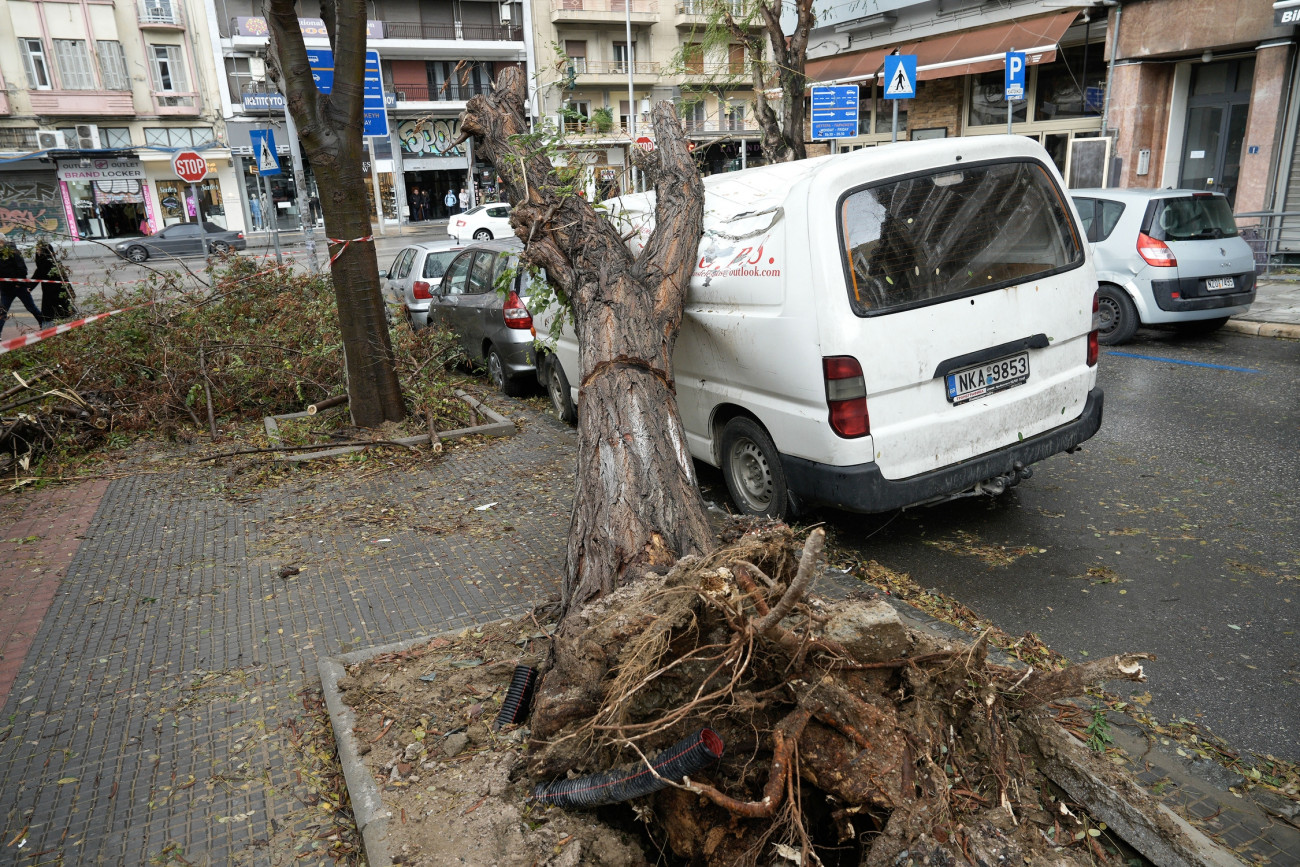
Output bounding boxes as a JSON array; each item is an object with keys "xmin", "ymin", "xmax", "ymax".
[
  {"xmin": 265, "ymin": 0, "xmax": 405, "ymax": 427},
  {"xmin": 458, "ymin": 68, "xmax": 714, "ymax": 615},
  {"xmin": 720, "ymin": 0, "xmax": 814, "ymax": 163}
]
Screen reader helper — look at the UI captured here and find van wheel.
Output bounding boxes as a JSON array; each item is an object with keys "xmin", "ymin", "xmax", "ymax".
[
  {"xmin": 721, "ymin": 417, "xmax": 789, "ymax": 519},
  {"xmin": 1097, "ymin": 285, "xmax": 1139, "ymax": 345},
  {"xmin": 544, "ymin": 357, "xmax": 576, "ymax": 423},
  {"xmin": 486, "ymin": 346, "xmax": 525, "ymax": 397}
]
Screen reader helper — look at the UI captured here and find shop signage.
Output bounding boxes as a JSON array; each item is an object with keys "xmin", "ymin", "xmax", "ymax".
[
  {"xmin": 1275, "ymin": 1, "xmax": 1300, "ymax": 25},
  {"xmin": 56, "ymin": 158, "xmax": 146, "ymax": 183},
  {"xmin": 241, "ymin": 92, "xmax": 286, "ymax": 112},
  {"xmin": 172, "ymin": 151, "xmax": 209, "ymax": 183},
  {"xmin": 810, "ymin": 85, "xmax": 859, "ymax": 139},
  {"xmin": 232, "ymin": 16, "xmax": 384, "ymax": 39}
]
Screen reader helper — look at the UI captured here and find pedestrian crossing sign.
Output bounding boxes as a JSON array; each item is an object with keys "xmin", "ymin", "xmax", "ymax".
[
  {"xmin": 883, "ymin": 54, "xmax": 917, "ymax": 99},
  {"xmin": 250, "ymin": 129, "xmax": 281, "ymax": 176}
]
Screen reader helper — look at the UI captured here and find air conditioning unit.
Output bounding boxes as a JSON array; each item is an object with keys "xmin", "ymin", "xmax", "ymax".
[
  {"xmin": 75, "ymin": 124, "xmax": 101, "ymax": 150},
  {"xmin": 36, "ymin": 129, "xmax": 66, "ymax": 150}
]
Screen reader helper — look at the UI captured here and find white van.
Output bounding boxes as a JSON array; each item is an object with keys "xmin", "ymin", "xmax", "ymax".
[{"xmin": 534, "ymin": 136, "xmax": 1103, "ymax": 518}]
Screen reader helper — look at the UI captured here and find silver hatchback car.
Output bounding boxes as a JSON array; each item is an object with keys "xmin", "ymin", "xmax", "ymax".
[
  {"xmin": 381, "ymin": 239, "xmax": 465, "ymax": 329},
  {"xmin": 1071, "ymin": 189, "xmax": 1256, "ymax": 344},
  {"xmin": 426, "ymin": 239, "xmax": 539, "ymax": 396}
]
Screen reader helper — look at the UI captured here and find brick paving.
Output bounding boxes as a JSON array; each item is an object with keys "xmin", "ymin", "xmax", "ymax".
[{"xmin": 0, "ymin": 404, "xmax": 575, "ymax": 865}]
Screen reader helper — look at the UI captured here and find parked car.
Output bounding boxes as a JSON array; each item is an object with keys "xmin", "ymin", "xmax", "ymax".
[
  {"xmin": 536, "ymin": 136, "xmax": 1103, "ymax": 519},
  {"xmin": 450, "ymin": 204, "xmax": 512, "ymax": 243},
  {"xmin": 380, "ymin": 239, "xmax": 464, "ymax": 329},
  {"xmin": 116, "ymin": 222, "xmax": 246, "ymax": 263},
  {"xmin": 427, "ymin": 238, "xmax": 538, "ymax": 395},
  {"xmin": 1070, "ymin": 188, "xmax": 1256, "ymax": 344}
]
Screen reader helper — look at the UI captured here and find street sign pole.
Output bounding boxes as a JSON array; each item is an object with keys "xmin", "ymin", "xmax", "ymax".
[
  {"xmin": 1004, "ymin": 50, "xmax": 1026, "ymax": 136},
  {"xmin": 882, "ymin": 54, "xmax": 917, "ymax": 144},
  {"xmin": 892, "ymin": 101, "xmax": 899, "ymax": 143},
  {"xmin": 282, "ymin": 109, "xmax": 318, "ymax": 271}
]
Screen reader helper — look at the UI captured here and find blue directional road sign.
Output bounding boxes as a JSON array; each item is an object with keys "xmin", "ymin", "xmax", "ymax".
[
  {"xmin": 883, "ymin": 54, "xmax": 917, "ymax": 99},
  {"xmin": 249, "ymin": 129, "xmax": 281, "ymax": 176},
  {"xmin": 1005, "ymin": 51, "xmax": 1026, "ymax": 101},
  {"xmin": 307, "ymin": 49, "xmax": 390, "ymax": 138},
  {"xmin": 811, "ymin": 85, "xmax": 859, "ymax": 139}
]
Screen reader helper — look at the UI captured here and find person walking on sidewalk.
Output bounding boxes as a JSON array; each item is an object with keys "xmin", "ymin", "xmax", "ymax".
[
  {"xmin": 444, "ymin": 188, "xmax": 457, "ymax": 217},
  {"xmin": 33, "ymin": 240, "xmax": 73, "ymax": 322},
  {"xmin": 0, "ymin": 238, "xmax": 46, "ymax": 335},
  {"xmin": 458, "ymin": 188, "xmax": 468, "ymax": 213}
]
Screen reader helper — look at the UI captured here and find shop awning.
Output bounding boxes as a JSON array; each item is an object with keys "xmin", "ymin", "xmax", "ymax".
[{"xmin": 807, "ymin": 10, "xmax": 1079, "ymax": 85}]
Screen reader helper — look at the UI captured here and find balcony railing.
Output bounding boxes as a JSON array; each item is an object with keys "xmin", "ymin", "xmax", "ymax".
[
  {"xmin": 390, "ymin": 83, "xmax": 492, "ymax": 102},
  {"xmin": 677, "ymin": 0, "xmax": 745, "ymax": 15},
  {"xmin": 579, "ymin": 60, "xmax": 661, "ymax": 75},
  {"xmin": 683, "ymin": 117, "xmax": 759, "ymax": 133},
  {"xmin": 682, "ymin": 61, "xmax": 748, "ymax": 76},
  {"xmin": 381, "ymin": 20, "xmax": 523, "ymax": 41},
  {"xmin": 553, "ymin": 0, "xmax": 659, "ymax": 15},
  {"xmin": 139, "ymin": 0, "xmax": 184, "ymax": 27}
]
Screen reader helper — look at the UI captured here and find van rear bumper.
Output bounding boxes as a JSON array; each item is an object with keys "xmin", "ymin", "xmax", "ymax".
[{"xmin": 781, "ymin": 387, "xmax": 1104, "ymax": 514}]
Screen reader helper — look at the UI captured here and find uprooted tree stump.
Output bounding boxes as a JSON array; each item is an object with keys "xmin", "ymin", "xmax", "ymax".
[{"xmin": 526, "ymin": 525, "xmax": 1154, "ymax": 865}]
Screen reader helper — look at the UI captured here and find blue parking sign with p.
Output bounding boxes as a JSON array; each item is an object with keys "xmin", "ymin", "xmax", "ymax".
[{"xmin": 1005, "ymin": 51, "xmax": 1026, "ymax": 101}]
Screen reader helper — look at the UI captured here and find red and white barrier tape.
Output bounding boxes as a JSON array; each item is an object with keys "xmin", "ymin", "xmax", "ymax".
[
  {"xmin": 0, "ymin": 302, "xmax": 156, "ymax": 356},
  {"xmin": 326, "ymin": 235, "xmax": 374, "ymax": 264}
]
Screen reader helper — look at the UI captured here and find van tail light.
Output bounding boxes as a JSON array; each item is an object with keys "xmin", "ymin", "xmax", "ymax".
[
  {"xmin": 412, "ymin": 280, "xmax": 432, "ymax": 300},
  {"xmin": 823, "ymin": 355, "xmax": 869, "ymax": 438},
  {"xmin": 1087, "ymin": 291, "xmax": 1100, "ymax": 367},
  {"xmin": 1137, "ymin": 232, "xmax": 1177, "ymax": 267},
  {"xmin": 503, "ymin": 290, "xmax": 532, "ymax": 330}
]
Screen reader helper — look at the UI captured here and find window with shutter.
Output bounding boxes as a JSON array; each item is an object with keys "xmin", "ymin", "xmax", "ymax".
[
  {"xmin": 54, "ymin": 40, "xmax": 96, "ymax": 90},
  {"xmin": 150, "ymin": 44, "xmax": 188, "ymax": 92},
  {"xmin": 20, "ymin": 39, "xmax": 52, "ymax": 89},
  {"xmin": 97, "ymin": 41, "xmax": 130, "ymax": 91}
]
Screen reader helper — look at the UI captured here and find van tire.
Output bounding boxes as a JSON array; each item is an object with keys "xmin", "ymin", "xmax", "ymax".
[
  {"xmin": 544, "ymin": 356, "xmax": 576, "ymax": 423},
  {"xmin": 1097, "ymin": 285, "xmax": 1139, "ymax": 345},
  {"xmin": 721, "ymin": 417, "xmax": 789, "ymax": 519}
]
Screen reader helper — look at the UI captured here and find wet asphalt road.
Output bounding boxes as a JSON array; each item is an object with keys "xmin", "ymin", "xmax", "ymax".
[{"xmin": 809, "ymin": 329, "xmax": 1300, "ymax": 762}]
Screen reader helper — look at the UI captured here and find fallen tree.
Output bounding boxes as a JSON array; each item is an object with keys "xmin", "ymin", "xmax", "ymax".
[{"xmin": 456, "ymin": 69, "xmax": 1169, "ymax": 865}]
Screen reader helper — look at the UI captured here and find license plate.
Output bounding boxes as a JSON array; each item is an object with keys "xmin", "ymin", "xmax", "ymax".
[
  {"xmin": 946, "ymin": 353, "xmax": 1030, "ymax": 405},
  {"xmin": 1205, "ymin": 276, "xmax": 1235, "ymax": 291}
]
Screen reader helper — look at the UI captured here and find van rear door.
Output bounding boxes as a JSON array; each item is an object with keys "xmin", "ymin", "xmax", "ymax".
[{"xmin": 825, "ymin": 155, "xmax": 1096, "ymax": 482}]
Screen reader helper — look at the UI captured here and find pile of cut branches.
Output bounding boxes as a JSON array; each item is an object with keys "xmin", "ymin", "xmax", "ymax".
[
  {"xmin": 0, "ymin": 253, "xmax": 472, "ymax": 474},
  {"xmin": 526, "ymin": 525, "xmax": 1155, "ymax": 866},
  {"xmin": 0, "ymin": 369, "xmax": 114, "ymax": 472}
]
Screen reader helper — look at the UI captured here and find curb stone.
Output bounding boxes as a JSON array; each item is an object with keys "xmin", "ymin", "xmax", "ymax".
[{"xmin": 1224, "ymin": 319, "xmax": 1300, "ymax": 340}]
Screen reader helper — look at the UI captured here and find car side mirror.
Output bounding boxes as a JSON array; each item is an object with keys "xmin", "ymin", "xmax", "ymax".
[{"xmin": 378, "ymin": 270, "xmax": 388, "ymax": 279}]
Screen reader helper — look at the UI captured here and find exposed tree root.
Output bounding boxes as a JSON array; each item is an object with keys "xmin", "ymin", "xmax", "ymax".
[{"xmin": 526, "ymin": 524, "xmax": 1163, "ymax": 865}]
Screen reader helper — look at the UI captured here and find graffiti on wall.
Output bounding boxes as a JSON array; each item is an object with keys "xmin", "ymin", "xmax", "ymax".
[
  {"xmin": 0, "ymin": 177, "xmax": 67, "ymax": 238},
  {"xmin": 398, "ymin": 119, "xmax": 465, "ymax": 158}
]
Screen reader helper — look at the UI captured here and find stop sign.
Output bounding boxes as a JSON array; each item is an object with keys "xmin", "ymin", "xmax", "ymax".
[
  {"xmin": 635, "ymin": 136, "xmax": 655, "ymax": 152},
  {"xmin": 172, "ymin": 150, "xmax": 208, "ymax": 183}
]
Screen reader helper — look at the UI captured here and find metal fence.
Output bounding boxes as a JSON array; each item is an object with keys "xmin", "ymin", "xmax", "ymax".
[{"xmin": 1235, "ymin": 210, "xmax": 1300, "ymax": 277}]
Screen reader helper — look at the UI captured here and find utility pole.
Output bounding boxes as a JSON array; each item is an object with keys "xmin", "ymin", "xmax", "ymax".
[{"xmin": 283, "ymin": 108, "xmax": 319, "ymax": 270}]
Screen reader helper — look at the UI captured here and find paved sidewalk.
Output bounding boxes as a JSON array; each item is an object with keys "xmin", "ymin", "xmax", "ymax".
[
  {"xmin": 0, "ymin": 402, "xmax": 575, "ymax": 864},
  {"xmin": 1224, "ymin": 278, "xmax": 1300, "ymax": 338}
]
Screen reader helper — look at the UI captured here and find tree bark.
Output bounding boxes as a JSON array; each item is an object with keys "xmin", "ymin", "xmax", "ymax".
[
  {"xmin": 721, "ymin": 0, "xmax": 813, "ymax": 163},
  {"xmin": 266, "ymin": 0, "xmax": 405, "ymax": 427},
  {"xmin": 458, "ymin": 68, "xmax": 714, "ymax": 616}
]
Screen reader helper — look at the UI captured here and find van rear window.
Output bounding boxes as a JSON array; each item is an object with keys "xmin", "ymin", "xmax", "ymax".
[{"xmin": 839, "ymin": 160, "xmax": 1082, "ymax": 315}]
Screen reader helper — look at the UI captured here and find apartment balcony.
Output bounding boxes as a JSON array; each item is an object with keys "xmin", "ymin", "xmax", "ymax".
[
  {"xmin": 675, "ymin": 0, "xmax": 745, "ymax": 27},
  {"xmin": 552, "ymin": 0, "xmax": 659, "ymax": 26},
  {"xmin": 683, "ymin": 117, "xmax": 760, "ymax": 135},
  {"xmin": 680, "ymin": 61, "xmax": 748, "ymax": 80},
  {"xmin": 29, "ymin": 91, "xmax": 137, "ymax": 116},
  {"xmin": 381, "ymin": 21, "xmax": 523, "ymax": 42},
  {"xmin": 573, "ymin": 60, "xmax": 661, "ymax": 84},
  {"xmin": 152, "ymin": 92, "xmax": 201, "ymax": 115},
  {"xmin": 139, "ymin": 0, "xmax": 185, "ymax": 29},
  {"xmin": 388, "ymin": 83, "xmax": 489, "ymax": 109}
]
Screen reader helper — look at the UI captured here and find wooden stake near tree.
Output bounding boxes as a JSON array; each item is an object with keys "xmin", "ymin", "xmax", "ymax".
[{"xmin": 265, "ymin": 0, "xmax": 405, "ymax": 427}]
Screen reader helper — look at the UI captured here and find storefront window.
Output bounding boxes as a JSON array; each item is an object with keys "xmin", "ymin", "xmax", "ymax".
[
  {"xmin": 968, "ymin": 70, "xmax": 1028, "ymax": 127},
  {"xmin": 65, "ymin": 180, "xmax": 150, "ymax": 238},
  {"xmin": 240, "ymin": 158, "xmax": 301, "ymax": 232},
  {"xmin": 1035, "ymin": 45, "xmax": 1107, "ymax": 120},
  {"xmin": 155, "ymin": 178, "xmax": 225, "ymax": 228}
]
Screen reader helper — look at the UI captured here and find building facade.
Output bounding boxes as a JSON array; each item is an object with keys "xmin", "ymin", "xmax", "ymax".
[
  {"xmin": 204, "ymin": 0, "xmax": 531, "ymax": 232},
  {"xmin": 0, "ymin": 0, "xmax": 239, "ymax": 242}
]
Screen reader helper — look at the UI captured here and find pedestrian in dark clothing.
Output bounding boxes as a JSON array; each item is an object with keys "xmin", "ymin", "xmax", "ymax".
[
  {"xmin": 0, "ymin": 239, "xmax": 46, "ymax": 334},
  {"xmin": 33, "ymin": 240, "xmax": 73, "ymax": 322}
]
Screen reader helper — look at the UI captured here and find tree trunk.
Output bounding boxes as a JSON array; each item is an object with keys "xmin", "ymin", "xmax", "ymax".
[
  {"xmin": 266, "ymin": 0, "xmax": 405, "ymax": 428},
  {"xmin": 457, "ymin": 68, "xmax": 714, "ymax": 616}
]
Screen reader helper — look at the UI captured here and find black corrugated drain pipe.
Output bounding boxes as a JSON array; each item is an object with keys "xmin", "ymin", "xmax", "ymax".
[
  {"xmin": 493, "ymin": 665, "xmax": 538, "ymax": 731},
  {"xmin": 531, "ymin": 728, "xmax": 724, "ymax": 809}
]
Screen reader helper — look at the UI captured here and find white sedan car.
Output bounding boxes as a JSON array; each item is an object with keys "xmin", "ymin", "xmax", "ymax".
[{"xmin": 450, "ymin": 204, "xmax": 512, "ymax": 243}]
